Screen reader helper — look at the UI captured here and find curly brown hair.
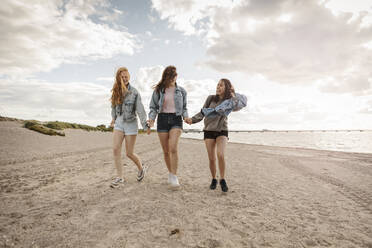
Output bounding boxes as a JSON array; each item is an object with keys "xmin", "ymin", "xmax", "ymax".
[
  {"xmin": 213, "ymin": 78, "xmax": 235, "ymax": 102},
  {"xmin": 110, "ymin": 67, "xmax": 129, "ymax": 106},
  {"xmin": 153, "ymin": 65, "xmax": 177, "ymax": 93}
]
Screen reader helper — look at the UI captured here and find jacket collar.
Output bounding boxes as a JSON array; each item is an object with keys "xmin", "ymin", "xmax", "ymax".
[{"xmin": 126, "ymin": 83, "xmax": 132, "ymax": 91}]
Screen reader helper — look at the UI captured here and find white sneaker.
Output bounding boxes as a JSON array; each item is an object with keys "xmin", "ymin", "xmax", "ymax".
[
  {"xmin": 170, "ymin": 174, "xmax": 180, "ymax": 187},
  {"xmin": 137, "ymin": 164, "xmax": 147, "ymax": 182},
  {"xmin": 110, "ymin": 177, "xmax": 124, "ymax": 188}
]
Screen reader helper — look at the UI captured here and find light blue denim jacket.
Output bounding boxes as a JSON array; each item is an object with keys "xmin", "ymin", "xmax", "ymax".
[
  {"xmin": 111, "ymin": 84, "xmax": 148, "ymax": 130},
  {"xmin": 148, "ymin": 83, "xmax": 189, "ymax": 120},
  {"xmin": 201, "ymin": 93, "xmax": 247, "ymax": 117}
]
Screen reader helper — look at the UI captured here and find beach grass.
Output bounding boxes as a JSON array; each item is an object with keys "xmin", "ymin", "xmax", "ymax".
[
  {"xmin": 22, "ymin": 120, "xmax": 113, "ymax": 136},
  {"xmin": 3, "ymin": 115, "xmax": 155, "ymax": 136},
  {"xmin": 24, "ymin": 121, "xmax": 65, "ymax": 136}
]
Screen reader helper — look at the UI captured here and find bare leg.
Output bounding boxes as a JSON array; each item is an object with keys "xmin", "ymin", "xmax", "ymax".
[
  {"xmin": 204, "ymin": 139, "xmax": 217, "ymax": 178},
  {"xmin": 158, "ymin": 132, "xmax": 171, "ymax": 172},
  {"xmin": 112, "ymin": 129, "xmax": 125, "ymax": 178},
  {"xmin": 168, "ymin": 128, "xmax": 182, "ymax": 175},
  {"xmin": 124, "ymin": 135, "xmax": 142, "ymax": 171},
  {"xmin": 216, "ymin": 136, "xmax": 228, "ymax": 179}
]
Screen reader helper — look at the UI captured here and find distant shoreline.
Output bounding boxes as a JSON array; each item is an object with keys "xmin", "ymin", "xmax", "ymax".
[{"xmin": 1, "ymin": 115, "xmax": 371, "ymax": 133}]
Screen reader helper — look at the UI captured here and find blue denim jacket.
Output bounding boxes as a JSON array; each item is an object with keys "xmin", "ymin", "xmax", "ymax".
[
  {"xmin": 148, "ymin": 83, "xmax": 188, "ymax": 120},
  {"xmin": 201, "ymin": 93, "xmax": 247, "ymax": 117},
  {"xmin": 111, "ymin": 84, "xmax": 148, "ymax": 130}
]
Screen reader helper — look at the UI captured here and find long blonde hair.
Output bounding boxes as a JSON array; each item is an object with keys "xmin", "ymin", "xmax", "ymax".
[{"xmin": 111, "ymin": 67, "xmax": 129, "ymax": 106}]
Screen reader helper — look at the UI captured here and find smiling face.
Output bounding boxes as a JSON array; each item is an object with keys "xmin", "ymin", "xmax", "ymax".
[
  {"xmin": 120, "ymin": 70, "xmax": 130, "ymax": 85},
  {"xmin": 216, "ymin": 80, "xmax": 225, "ymax": 97}
]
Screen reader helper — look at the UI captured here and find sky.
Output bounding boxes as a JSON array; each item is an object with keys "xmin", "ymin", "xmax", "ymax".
[{"xmin": 1, "ymin": 0, "xmax": 372, "ymax": 130}]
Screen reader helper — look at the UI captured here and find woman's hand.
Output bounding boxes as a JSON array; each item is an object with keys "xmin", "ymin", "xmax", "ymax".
[
  {"xmin": 147, "ymin": 119, "xmax": 155, "ymax": 127},
  {"xmin": 184, "ymin": 118, "xmax": 192, "ymax": 125},
  {"xmin": 110, "ymin": 119, "xmax": 115, "ymax": 128}
]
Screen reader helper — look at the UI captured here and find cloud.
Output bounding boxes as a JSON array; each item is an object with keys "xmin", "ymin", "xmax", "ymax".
[
  {"xmin": 0, "ymin": 77, "xmax": 112, "ymax": 125},
  {"xmin": 318, "ymin": 75, "xmax": 372, "ymax": 95},
  {"xmin": 151, "ymin": 0, "xmax": 372, "ymax": 95},
  {"xmin": 0, "ymin": 0, "xmax": 140, "ymax": 76},
  {"xmin": 151, "ymin": 0, "xmax": 236, "ymax": 35}
]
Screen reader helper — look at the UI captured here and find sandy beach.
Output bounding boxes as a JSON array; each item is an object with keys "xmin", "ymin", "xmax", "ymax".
[{"xmin": 0, "ymin": 120, "xmax": 371, "ymax": 248}]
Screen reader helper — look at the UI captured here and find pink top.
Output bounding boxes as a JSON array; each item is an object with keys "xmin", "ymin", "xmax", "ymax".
[{"xmin": 161, "ymin": 86, "xmax": 176, "ymax": 113}]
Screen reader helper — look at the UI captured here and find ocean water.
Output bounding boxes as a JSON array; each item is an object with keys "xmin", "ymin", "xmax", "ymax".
[{"xmin": 181, "ymin": 130, "xmax": 372, "ymax": 154}]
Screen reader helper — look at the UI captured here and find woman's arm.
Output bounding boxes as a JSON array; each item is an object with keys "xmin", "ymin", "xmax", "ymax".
[
  {"xmin": 181, "ymin": 88, "xmax": 189, "ymax": 119},
  {"xmin": 110, "ymin": 105, "xmax": 116, "ymax": 127},
  {"xmin": 191, "ymin": 95, "xmax": 212, "ymax": 124},
  {"xmin": 148, "ymin": 90, "xmax": 159, "ymax": 121},
  {"xmin": 135, "ymin": 91, "xmax": 148, "ymax": 130}
]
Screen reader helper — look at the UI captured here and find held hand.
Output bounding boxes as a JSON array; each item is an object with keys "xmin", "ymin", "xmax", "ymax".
[
  {"xmin": 147, "ymin": 119, "xmax": 155, "ymax": 127},
  {"xmin": 184, "ymin": 118, "xmax": 192, "ymax": 125}
]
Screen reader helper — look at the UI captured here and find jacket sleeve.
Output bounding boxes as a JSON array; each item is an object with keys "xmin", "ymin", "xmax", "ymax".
[
  {"xmin": 191, "ymin": 95, "xmax": 212, "ymax": 124},
  {"xmin": 111, "ymin": 105, "xmax": 117, "ymax": 120},
  {"xmin": 148, "ymin": 90, "xmax": 159, "ymax": 121},
  {"xmin": 232, "ymin": 93, "xmax": 247, "ymax": 112},
  {"xmin": 182, "ymin": 88, "xmax": 189, "ymax": 119},
  {"xmin": 135, "ymin": 91, "xmax": 148, "ymax": 130}
]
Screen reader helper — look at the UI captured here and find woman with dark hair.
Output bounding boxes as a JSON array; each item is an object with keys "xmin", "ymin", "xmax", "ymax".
[
  {"xmin": 110, "ymin": 67, "xmax": 151, "ymax": 188},
  {"xmin": 185, "ymin": 79, "xmax": 247, "ymax": 192},
  {"xmin": 148, "ymin": 65, "xmax": 188, "ymax": 187}
]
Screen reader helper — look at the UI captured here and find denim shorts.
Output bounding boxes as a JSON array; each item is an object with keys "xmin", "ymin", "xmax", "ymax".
[
  {"xmin": 203, "ymin": 130, "xmax": 228, "ymax": 140},
  {"xmin": 157, "ymin": 113, "xmax": 183, "ymax": 133},
  {"xmin": 114, "ymin": 116, "xmax": 138, "ymax": 135}
]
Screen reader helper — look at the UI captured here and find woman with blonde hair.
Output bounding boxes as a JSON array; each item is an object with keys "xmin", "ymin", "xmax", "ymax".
[
  {"xmin": 110, "ymin": 67, "xmax": 150, "ymax": 188},
  {"xmin": 148, "ymin": 65, "xmax": 188, "ymax": 187}
]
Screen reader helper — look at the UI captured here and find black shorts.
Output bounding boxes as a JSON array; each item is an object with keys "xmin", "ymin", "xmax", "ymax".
[
  {"xmin": 157, "ymin": 113, "xmax": 183, "ymax": 133},
  {"xmin": 203, "ymin": 130, "xmax": 228, "ymax": 140}
]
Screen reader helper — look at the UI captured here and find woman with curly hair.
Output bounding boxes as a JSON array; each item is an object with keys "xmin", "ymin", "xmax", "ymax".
[{"xmin": 110, "ymin": 67, "xmax": 150, "ymax": 188}]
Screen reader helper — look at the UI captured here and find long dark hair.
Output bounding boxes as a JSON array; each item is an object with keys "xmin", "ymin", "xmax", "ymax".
[
  {"xmin": 153, "ymin": 65, "xmax": 177, "ymax": 93},
  {"xmin": 213, "ymin": 78, "xmax": 235, "ymax": 102}
]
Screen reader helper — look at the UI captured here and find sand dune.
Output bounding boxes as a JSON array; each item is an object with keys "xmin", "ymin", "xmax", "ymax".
[{"xmin": 0, "ymin": 121, "xmax": 371, "ymax": 247}]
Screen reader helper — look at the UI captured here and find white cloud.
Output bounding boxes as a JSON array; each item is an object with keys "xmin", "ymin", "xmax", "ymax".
[
  {"xmin": 0, "ymin": 78, "xmax": 112, "ymax": 126},
  {"xmin": 151, "ymin": 0, "xmax": 372, "ymax": 96},
  {"xmin": 0, "ymin": 0, "xmax": 140, "ymax": 76},
  {"xmin": 151, "ymin": 0, "xmax": 238, "ymax": 35}
]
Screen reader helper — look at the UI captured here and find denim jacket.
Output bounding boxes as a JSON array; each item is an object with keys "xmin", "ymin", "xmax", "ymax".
[
  {"xmin": 111, "ymin": 84, "xmax": 148, "ymax": 130},
  {"xmin": 148, "ymin": 83, "xmax": 189, "ymax": 120},
  {"xmin": 201, "ymin": 93, "xmax": 247, "ymax": 117}
]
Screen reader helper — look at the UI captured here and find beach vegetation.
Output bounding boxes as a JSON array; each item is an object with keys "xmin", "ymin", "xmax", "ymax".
[
  {"xmin": 23, "ymin": 120, "xmax": 113, "ymax": 136},
  {"xmin": 24, "ymin": 121, "xmax": 65, "ymax": 136}
]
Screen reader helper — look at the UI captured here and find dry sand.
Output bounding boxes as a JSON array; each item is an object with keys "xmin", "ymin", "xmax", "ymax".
[{"xmin": 0, "ymin": 121, "xmax": 371, "ymax": 248}]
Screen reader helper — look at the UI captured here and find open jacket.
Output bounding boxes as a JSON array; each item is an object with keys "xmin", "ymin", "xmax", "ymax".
[
  {"xmin": 148, "ymin": 83, "xmax": 188, "ymax": 121},
  {"xmin": 111, "ymin": 84, "xmax": 148, "ymax": 130}
]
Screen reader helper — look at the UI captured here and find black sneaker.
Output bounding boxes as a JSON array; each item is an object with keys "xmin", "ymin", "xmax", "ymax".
[
  {"xmin": 210, "ymin": 178, "xmax": 217, "ymax": 190},
  {"xmin": 220, "ymin": 179, "xmax": 228, "ymax": 192}
]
